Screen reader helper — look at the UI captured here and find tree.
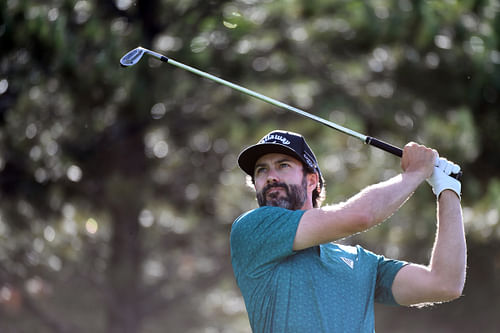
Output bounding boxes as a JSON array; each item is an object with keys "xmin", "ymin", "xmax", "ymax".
[{"xmin": 0, "ymin": 0, "xmax": 499, "ymax": 332}]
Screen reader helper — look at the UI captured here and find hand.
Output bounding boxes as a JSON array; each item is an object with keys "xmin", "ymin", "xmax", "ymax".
[
  {"xmin": 401, "ymin": 142, "xmax": 437, "ymax": 180},
  {"xmin": 426, "ymin": 157, "xmax": 462, "ymax": 199}
]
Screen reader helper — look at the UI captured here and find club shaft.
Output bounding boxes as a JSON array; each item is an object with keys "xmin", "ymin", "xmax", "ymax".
[
  {"xmin": 139, "ymin": 48, "xmax": 461, "ymax": 179},
  {"xmin": 165, "ymin": 58, "xmax": 409, "ymax": 156},
  {"xmin": 145, "ymin": 48, "xmax": 373, "ymax": 144},
  {"xmin": 165, "ymin": 58, "xmax": 366, "ymax": 141}
]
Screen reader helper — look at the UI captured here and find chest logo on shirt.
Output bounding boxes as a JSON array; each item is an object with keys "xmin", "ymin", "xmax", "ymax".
[{"xmin": 340, "ymin": 257, "xmax": 354, "ymax": 269}]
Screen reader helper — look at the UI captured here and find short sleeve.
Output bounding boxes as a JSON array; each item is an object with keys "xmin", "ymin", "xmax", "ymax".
[
  {"xmin": 374, "ymin": 254, "xmax": 408, "ymax": 305},
  {"xmin": 230, "ymin": 206, "xmax": 305, "ymax": 279}
]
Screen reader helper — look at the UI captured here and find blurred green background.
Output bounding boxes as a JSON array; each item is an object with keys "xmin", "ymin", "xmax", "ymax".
[{"xmin": 1, "ymin": 0, "xmax": 499, "ymax": 332}]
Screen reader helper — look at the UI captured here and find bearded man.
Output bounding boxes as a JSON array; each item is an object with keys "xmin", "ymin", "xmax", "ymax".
[{"xmin": 230, "ymin": 130, "xmax": 466, "ymax": 333}]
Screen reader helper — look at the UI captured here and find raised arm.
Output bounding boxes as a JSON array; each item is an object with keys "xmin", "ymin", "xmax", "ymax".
[
  {"xmin": 293, "ymin": 142, "xmax": 436, "ymax": 250},
  {"xmin": 392, "ymin": 161, "xmax": 466, "ymax": 306}
]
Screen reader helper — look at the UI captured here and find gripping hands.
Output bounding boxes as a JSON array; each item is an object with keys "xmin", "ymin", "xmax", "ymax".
[{"xmin": 426, "ymin": 157, "xmax": 462, "ymax": 200}]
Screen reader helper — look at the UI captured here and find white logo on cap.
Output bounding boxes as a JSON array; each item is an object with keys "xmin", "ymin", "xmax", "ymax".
[
  {"xmin": 260, "ymin": 134, "xmax": 291, "ymax": 145},
  {"xmin": 303, "ymin": 154, "xmax": 315, "ymax": 169}
]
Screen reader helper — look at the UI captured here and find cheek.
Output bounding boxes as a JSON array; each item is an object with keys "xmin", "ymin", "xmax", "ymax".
[{"xmin": 254, "ymin": 177, "xmax": 266, "ymax": 191}]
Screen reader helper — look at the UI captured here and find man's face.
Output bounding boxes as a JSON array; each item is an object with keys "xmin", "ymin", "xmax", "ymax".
[{"xmin": 254, "ymin": 153, "xmax": 311, "ymax": 210}]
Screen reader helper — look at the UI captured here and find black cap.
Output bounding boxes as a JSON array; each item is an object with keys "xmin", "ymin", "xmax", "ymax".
[{"xmin": 238, "ymin": 130, "xmax": 323, "ymax": 188}]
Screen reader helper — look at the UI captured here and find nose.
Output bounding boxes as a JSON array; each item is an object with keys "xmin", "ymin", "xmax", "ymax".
[{"xmin": 266, "ymin": 168, "xmax": 279, "ymax": 184}]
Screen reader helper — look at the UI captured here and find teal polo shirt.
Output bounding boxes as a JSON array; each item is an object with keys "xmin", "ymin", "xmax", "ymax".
[{"xmin": 230, "ymin": 206, "xmax": 407, "ymax": 333}]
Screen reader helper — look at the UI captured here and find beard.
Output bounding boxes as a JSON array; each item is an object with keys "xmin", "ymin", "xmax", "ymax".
[{"xmin": 256, "ymin": 176, "xmax": 308, "ymax": 210}]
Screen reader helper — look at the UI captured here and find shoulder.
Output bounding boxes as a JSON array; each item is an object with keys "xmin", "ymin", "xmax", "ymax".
[
  {"xmin": 322, "ymin": 243, "xmax": 371, "ymax": 256},
  {"xmin": 230, "ymin": 207, "xmax": 306, "ymax": 272},
  {"xmin": 232, "ymin": 206, "xmax": 305, "ymax": 230},
  {"xmin": 235, "ymin": 206, "xmax": 304, "ymax": 219},
  {"xmin": 354, "ymin": 245, "xmax": 378, "ymax": 258},
  {"xmin": 352, "ymin": 245, "xmax": 408, "ymax": 274},
  {"xmin": 230, "ymin": 207, "xmax": 306, "ymax": 245},
  {"xmin": 325, "ymin": 244, "xmax": 391, "ymax": 266}
]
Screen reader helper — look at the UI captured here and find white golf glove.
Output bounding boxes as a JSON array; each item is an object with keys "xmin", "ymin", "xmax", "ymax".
[{"xmin": 426, "ymin": 157, "xmax": 461, "ymax": 200}]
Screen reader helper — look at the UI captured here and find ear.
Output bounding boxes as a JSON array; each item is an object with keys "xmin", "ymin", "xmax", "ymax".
[{"xmin": 306, "ymin": 172, "xmax": 319, "ymax": 192}]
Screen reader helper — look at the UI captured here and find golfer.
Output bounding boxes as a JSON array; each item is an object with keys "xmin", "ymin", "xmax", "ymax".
[{"xmin": 230, "ymin": 130, "xmax": 466, "ymax": 332}]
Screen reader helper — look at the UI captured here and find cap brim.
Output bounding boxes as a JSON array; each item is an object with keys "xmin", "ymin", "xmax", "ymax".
[{"xmin": 237, "ymin": 143, "xmax": 304, "ymax": 177}]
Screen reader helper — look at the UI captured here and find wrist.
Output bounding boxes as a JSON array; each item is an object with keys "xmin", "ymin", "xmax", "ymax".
[
  {"xmin": 427, "ymin": 173, "xmax": 461, "ymax": 201},
  {"xmin": 403, "ymin": 169, "xmax": 428, "ymax": 184},
  {"xmin": 438, "ymin": 189, "xmax": 461, "ymax": 201}
]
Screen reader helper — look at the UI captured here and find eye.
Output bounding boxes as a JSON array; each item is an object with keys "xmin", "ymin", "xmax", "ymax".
[
  {"xmin": 279, "ymin": 162, "xmax": 290, "ymax": 169},
  {"xmin": 255, "ymin": 166, "xmax": 267, "ymax": 175}
]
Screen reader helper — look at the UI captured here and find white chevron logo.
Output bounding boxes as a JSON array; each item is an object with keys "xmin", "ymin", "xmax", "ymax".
[{"xmin": 340, "ymin": 257, "xmax": 354, "ymax": 269}]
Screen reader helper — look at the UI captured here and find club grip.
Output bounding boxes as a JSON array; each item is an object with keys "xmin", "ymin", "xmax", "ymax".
[
  {"xmin": 365, "ymin": 136, "xmax": 462, "ymax": 180},
  {"xmin": 365, "ymin": 136, "xmax": 403, "ymax": 157}
]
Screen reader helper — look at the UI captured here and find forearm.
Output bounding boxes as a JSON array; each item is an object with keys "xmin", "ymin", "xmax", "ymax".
[
  {"xmin": 346, "ymin": 171, "xmax": 425, "ymax": 226},
  {"xmin": 429, "ymin": 190, "xmax": 466, "ymax": 296},
  {"xmin": 393, "ymin": 190, "xmax": 466, "ymax": 306},
  {"xmin": 295, "ymin": 171, "xmax": 425, "ymax": 250}
]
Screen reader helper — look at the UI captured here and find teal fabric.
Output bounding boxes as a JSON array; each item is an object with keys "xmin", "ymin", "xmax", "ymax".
[{"xmin": 230, "ymin": 206, "xmax": 407, "ymax": 333}]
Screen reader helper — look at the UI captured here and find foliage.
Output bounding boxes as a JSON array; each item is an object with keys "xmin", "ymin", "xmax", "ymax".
[{"xmin": 0, "ymin": 0, "xmax": 499, "ymax": 331}]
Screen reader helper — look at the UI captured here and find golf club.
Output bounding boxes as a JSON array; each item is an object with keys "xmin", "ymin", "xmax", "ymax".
[{"xmin": 120, "ymin": 46, "xmax": 461, "ymax": 180}]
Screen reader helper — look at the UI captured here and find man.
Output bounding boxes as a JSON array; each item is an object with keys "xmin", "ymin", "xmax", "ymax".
[{"xmin": 230, "ymin": 130, "xmax": 466, "ymax": 332}]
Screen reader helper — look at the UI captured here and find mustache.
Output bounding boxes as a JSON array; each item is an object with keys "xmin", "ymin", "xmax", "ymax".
[
  {"xmin": 256, "ymin": 179, "xmax": 308, "ymax": 210},
  {"xmin": 262, "ymin": 182, "xmax": 289, "ymax": 195}
]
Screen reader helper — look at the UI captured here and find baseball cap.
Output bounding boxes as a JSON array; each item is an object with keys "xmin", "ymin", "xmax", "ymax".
[{"xmin": 238, "ymin": 130, "xmax": 323, "ymax": 188}]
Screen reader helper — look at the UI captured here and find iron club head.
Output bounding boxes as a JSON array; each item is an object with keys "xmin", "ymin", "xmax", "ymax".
[
  {"xmin": 120, "ymin": 47, "xmax": 169, "ymax": 67},
  {"xmin": 120, "ymin": 47, "xmax": 147, "ymax": 67}
]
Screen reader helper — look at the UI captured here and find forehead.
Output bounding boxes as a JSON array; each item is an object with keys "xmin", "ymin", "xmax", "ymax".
[{"xmin": 255, "ymin": 153, "xmax": 302, "ymax": 166}]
